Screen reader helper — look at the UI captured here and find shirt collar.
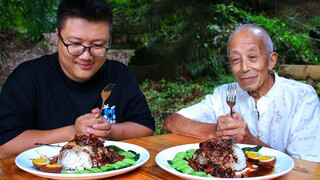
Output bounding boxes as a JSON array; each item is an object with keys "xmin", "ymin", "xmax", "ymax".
[{"xmin": 264, "ymin": 71, "xmax": 279, "ymax": 98}]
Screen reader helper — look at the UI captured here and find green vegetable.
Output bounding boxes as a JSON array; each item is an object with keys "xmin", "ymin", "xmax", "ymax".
[
  {"xmin": 169, "ymin": 149, "xmax": 211, "ymax": 177},
  {"xmin": 185, "ymin": 149, "xmax": 195, "ymax": 159},
  {"xmin": 61, "ymin": 147, "xmax": 140, "ymax": 174},
  {"xmin": 176, "ymin": 152, "xmax": 187, "ymax": 158},
  {"xmin": 134, "ymin": 154, "xmax": 140, "ymax": 161},
  {"xmin": 181, "ymin": 166, "xmax": 195, "ymax": 174},
  {"xmin": 242, "ymin": 145, "xmax": 263, "ymax": 152},
  {"xmin": 120, "ymin": 151, "xmax": 136, "ymax": 158},
  {"xmin": 171, "ymin": 159, "xmax": 188, "ymax": 169},
  {"xmin": 190, "ymin": 171, "xmax": 207, "ymax": 176},
  {"xmin": 114, "ymin": 161, "xmax": 128, "ymax": 167},
  {"xmin": 100, "ymin": 165, "xmax": 115, "ymax": 171},
  {"xmin": 122, "ymin": 157, "xmax": 136, "ymax": 165},
  {"xmin": 107, "ymin": 145, "xmax": 125, "ymax": 154},
  {"xmin": 90, "ymin": 167, "xmax": 102, "ymax": 173},
  {"xmin": 73, "ymin": 170, "xmax": 92, "ymax": 174}
]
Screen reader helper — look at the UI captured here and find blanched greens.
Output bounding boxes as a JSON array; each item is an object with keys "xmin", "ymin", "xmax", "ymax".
[
  {"xmin": 61, "ymin": 145, "xmax": 139, "ymax": 174},
  {"xmin": 242, "ymin": 145, "xmax": 263, "ymax": 152},
  {"xmin": 168, "ymin": 149, "xmax": 212, "ymax": 177}
]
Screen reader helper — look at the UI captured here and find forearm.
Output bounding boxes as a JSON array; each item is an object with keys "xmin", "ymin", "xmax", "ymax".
[
  {"xmin": 0, "ymin": 125, "xmax": 75, "ymax": 159},
  {"xmin": 249, "ymin": 137, "xmax": 271, "ymax": 148},
  {"xmin": 163, "ymin": 113, "xmax": 217, "ymax": 139},
  {"xmin": 109, "ymin": 122, "xmax": 154, "ymax": 140}
]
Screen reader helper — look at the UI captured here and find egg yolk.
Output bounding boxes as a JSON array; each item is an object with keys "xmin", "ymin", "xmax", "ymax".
[
  {"xmin": 33, "ymin": 156, "xmax": 47, "ymax": 163},
  {"xmin": 259, "ymin": 156, "xmax": 272, "ymax": 161},
  {"xmin": 46, "ymin": 164, "xmax": 62, "ymax": 167},
  {"xmin": 245, "ymin": 151, "xmax": 260, "ymax": 157}
]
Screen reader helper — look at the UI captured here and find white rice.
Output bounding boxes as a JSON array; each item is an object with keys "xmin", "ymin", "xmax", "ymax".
[
  {"xmin": 232, "ymin": 145, "xmax": 247, "ymax": 171},
  {"xmin": 59, "ymin": 145, "xmax": 93, "ymax": 171}
]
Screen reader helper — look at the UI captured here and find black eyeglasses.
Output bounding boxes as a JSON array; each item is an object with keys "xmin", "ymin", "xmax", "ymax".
[{"xmin": 58, "ymin": 33, "xmax": 112, "ymax": 57}]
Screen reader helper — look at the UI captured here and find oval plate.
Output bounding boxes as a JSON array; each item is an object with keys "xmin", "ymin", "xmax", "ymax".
[
  {"xmin": 156, "ymin": 143, "xmax": 294, "ymax": 180},
  {"xmin": 15, "ymin": 141, "xmax": 149, "ymax": 179}
]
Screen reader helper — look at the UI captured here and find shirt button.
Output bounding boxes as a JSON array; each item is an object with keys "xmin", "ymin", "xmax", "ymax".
[{"xmin": 257, "ymin": 132, "xmax": 262, "ymax": 138}]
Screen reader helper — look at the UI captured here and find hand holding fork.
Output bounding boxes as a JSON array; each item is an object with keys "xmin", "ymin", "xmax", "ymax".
[{"xmin": 226, "ymin": 83, "xmax": 237, "ymax": 117}]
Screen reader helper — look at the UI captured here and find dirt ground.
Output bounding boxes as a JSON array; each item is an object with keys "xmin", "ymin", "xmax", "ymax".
[{"xmin": 0, "ymin": 32, "xmax": 134, "ymax": 86}]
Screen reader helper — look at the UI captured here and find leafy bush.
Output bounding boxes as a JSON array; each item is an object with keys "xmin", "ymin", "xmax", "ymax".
[
  {"xmin": 137, "ymin": 2, "xmax": 320, "ymax": 78},
  {"xmin": 140, "ymin": 75, "xmax": 235, "ymax": 135},
  {"xmin": 0, "ymin": 0, "xmax": 59, "ymax": 42}
]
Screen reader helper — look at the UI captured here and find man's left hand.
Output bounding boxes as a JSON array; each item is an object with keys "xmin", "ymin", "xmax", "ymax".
[{"xmin": 86, "ymin": 108, "xmax": 112, "ymax": 140}]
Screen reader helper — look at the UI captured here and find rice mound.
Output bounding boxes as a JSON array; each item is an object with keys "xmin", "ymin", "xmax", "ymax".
[
  {"xmin": 188, "ymin": 138, "xmax": 247, "ymax": 178},
  {"xmin": 58, "ymin": 134, "xmax": 124, "ymax": 172}
]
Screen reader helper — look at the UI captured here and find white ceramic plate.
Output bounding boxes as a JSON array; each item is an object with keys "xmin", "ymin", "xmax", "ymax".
[
  {"xmin": 15, "ymin": 141, "xmax": 149, "ymax": 179},
  {"xmin": 156, "ymin": 143, "xmax": 294, "ymax": 180}
]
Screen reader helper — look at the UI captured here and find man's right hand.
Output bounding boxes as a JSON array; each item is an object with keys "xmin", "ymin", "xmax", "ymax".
[
  {"xmin": 74, "ymin": 108, "xmax": 102, "ymax": 135},
  {"xmin": 216, "ymin": 111, "xmax": 271, "ymax": 147},
  {"xmin": 74, "ymin": 108, "xmax": 112, "ymax": 139}
]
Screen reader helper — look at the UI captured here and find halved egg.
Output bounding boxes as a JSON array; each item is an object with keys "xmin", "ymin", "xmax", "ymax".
[
  {"xmin": 40, "ymin": 164, "xmax": 63, "ymax": 173},
  {"xmin": 32, "ymin": 156, "xmax": 49, "ymax": 170},
  {"xmin": 258, "ymin": 155, "xmax": 276, "ymax": 168},
  {"xmin": 245, "ymin": 151, "xmax": 262, "ymax": 162}
]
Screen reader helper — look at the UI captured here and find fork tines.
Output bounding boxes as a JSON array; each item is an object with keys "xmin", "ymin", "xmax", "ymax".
[
  {"xmin": 226, "ymin": 83, "xmax": 237, "ymax": 102},
  {"xmin": 104, "ymin": 84, "xmax": 116, "ymax": 92}
]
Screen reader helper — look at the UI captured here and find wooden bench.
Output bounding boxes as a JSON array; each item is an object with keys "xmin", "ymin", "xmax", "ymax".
[{"xmin": 278, "ymin": 64, "xmax": 320, "ymax": 88}]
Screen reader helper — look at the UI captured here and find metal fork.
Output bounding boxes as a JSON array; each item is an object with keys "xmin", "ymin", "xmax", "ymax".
[
  {"xmin": 99, "ymin": 84, "xmax": 116, "ymax": 117},
  {"xmin": 226, "ymin": 83, "xmax": 237, "ymax": 116}
]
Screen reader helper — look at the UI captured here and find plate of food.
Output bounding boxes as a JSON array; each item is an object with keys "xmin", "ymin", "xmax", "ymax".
[
  {"xmin": 15, "ymin": 135, "xmax": 149, "ymax": 179},
  {"xmin": 156, "ymin": 138, "xmax": 294, "ymax": 179}
]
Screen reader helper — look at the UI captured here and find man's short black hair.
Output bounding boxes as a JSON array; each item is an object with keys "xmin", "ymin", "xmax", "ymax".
[{"xmin": 56, "ymin": 0, "xmax": 113, "ymax": 32}]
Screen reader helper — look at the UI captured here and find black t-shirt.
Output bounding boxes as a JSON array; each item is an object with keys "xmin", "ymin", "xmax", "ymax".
[{"xmin": 0, "ymin": 53, "xmax": 155, "ymax": 145}]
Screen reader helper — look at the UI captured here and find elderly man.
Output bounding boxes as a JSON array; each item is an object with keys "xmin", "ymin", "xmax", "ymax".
[
  {"xmin": 0, "ymin": 0, "xmax": 154, "ymax": 158},
  {"xmin": 163, "ymin": 24, "xmax": 320, "ymax": 162}
]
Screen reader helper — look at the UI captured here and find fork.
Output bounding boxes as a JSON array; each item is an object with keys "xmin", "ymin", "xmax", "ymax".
[
  {"xmin": 99, "ymin": 84, "xmax": 116, "ymax": 117},
  {"xmin": 34, "ymin": 143, "xmax": 61, "ymax": 148},
  {"xmin": 226, "ymin": 83, "xmax": 237, "ymax": 117}
]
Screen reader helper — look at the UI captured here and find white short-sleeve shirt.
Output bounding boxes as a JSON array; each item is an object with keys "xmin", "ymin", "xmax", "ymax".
[{"xmin": 177, "ymin": 72, "xmax": 320, "ymax": 162}]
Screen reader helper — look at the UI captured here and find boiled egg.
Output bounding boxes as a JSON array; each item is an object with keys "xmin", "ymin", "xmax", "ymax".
[
  {"xmin": 40, "ymin": 163, "xmax": 63, "ymax": 173},
  {"xmin": 258, "ymin": 155, "xmax": 276, "ymax": 168},
  {"xmin": 32, "ymin": 156, "xmax": 49, "ymax": 170},
  {"xmin": 245, "ymin": 151, "xmax": 262, "ymax": 162}
]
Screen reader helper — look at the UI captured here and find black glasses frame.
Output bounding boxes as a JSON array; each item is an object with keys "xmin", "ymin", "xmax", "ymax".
[{"xmin": 58, "ymin": 32, "xmax": 112, "ymax": 57}]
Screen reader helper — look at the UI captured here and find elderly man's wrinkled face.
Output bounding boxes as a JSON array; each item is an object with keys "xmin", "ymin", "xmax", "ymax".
[{"xmin": 228, "ymin": 28, "xmax": 276, "ymax": 93}]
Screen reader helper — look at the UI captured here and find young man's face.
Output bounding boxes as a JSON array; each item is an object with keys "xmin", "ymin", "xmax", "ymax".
[
  {"xmin": 56, "ymin": 18, "xmax": 111, "ymax": 82},
  {"xmin": 227, "ymin": 28, "xmax": 277, "ymax": 93}
]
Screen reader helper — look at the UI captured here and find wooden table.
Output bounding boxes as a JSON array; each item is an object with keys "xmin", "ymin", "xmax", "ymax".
[{"xmin": 0, "ymin": 133, "xmax": 319, "ymax": 179}]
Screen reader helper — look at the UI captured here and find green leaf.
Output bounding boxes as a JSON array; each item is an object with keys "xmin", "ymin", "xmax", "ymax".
[
  {"xmin": 242, "ymin": 145, "xmax": 263, "ymax": 152},
  {"xmin": 107, "ymin": 145, "xmax": 125, "ymax": 154}
]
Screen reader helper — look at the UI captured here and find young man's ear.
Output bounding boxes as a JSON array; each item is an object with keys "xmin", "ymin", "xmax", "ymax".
[{"xmin": 55, "ymin": 28, "xmax": 59, "ymax": 41}]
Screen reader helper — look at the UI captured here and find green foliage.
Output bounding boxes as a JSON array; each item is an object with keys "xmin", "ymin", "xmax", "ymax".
[
  {"xmin": 1, "ymin": 0, "xmax": 59, "ymax": 42},
  {"xmin": 140, "ymin": 75, "xmax": 235, "ymax": 135},
  {"xmin": 108, "ymin": 0, "xmax": 150, "ymax": 24},
  {"xmin": 137, "ymin": 2, "xmax": 320, "ymax": 79},
  {"xmin": 0, "ymin": 0, "xmax": 59, "ymax": 70}
]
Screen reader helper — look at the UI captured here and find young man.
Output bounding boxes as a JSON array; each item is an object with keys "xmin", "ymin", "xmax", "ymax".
[
  {"xmin": 0, "ymin": 0, "xmax": 155, "ymax": 158},
  {"xmin": 163, "ymin": 24, "xmax": 320, "ymax": 162}
]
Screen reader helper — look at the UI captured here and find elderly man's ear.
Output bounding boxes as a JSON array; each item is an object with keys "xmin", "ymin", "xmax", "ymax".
[{"xmin": 268, "ymin": 52, "xmax": 278, "ymax": 70}]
